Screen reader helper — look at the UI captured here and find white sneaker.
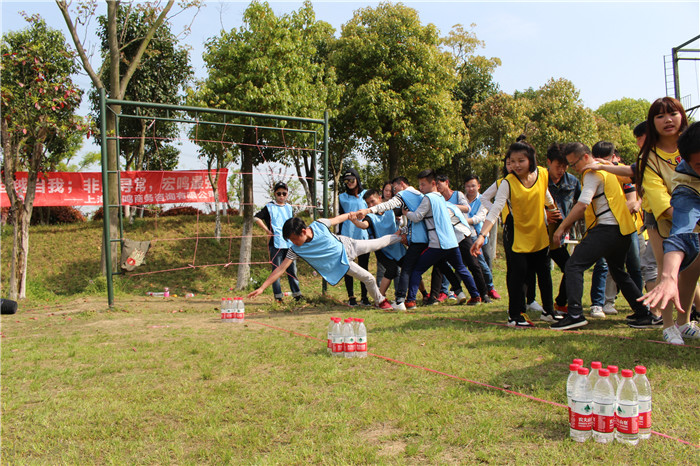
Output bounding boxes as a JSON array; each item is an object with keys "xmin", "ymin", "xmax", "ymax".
[
  {"xmin": 589, "ymin": 305, "xmax": 605, "ymax": 319},
  {"xmin": 602, "ymin": 303, "xmax": 618, "ymax": 315},
  {"xmin": 391, "ymin": 301, "xmax": 406, "ymax": 311},
  {"xmin": 526, "ymin": 301, "xmax": 544, "ymax": 313},
  {"xmin": 447, "ymin": 291, "xmax": 458, "ymax": 302},
  {"xmin": 456, "ymin": 291, "xmax": 467, "ymax": 304},
  {"xmin": 677, "ymin": 321, "xmax": 700, "ymax": 340},
  {"xmin": 663, "ymin": 325, "xmax": 685, "ymax": 345}
]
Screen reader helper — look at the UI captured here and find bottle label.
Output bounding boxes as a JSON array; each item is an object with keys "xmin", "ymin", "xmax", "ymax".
[
  {"xmin": 638, "ymin": 400, "xmax": 651, "ymax": 429},
  {"xmin": 236, "ymin": 311, "xmax": 244, "ymax": 319},
  {"xmin": 332, "ymin": 336, "xmax": 344, "ymax": 353},
  {"xmin": 344, "ymin": 336, "xmax": 356, "ymax": 352},
  {"xmin": 327, "ymin": 335, "xmax": 332, "ymax": 349},
  {"xmin": 616, "ymin": 403, "xmax": 639, "ymax": 434},
  {"xmin": 356, "ymin": 336, "xmax": 367, "ymax": 351},
  {"xmin": 571, "ymin": 400, "xmax": 593, "ymax": 430},
  {"xmin": 593, "ymin": 402, "xmax": 615, "ymax": 433}
]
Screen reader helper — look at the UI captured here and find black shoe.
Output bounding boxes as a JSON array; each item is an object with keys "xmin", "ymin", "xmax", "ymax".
[
  {"xmin": 294, "ymin": 295, "xmax": 304, "ymax": 302},
  {"xmin": 626, "ymin": 311, "xmax": 649, "ymax": 322},
  {"xmin": 482, "ymin": 295, "xmax": 492, "ymax": 304},
  {"xmin": 360, "ymin": 297, "xmax": 371, "ymax": 307},
  {"xmin": 423, "ymin": 296, "xmax": 439, "ymax": 306},
  {"xmin": 551, "ymin": 314, "xmax": 588, "ymax": 330},
  {"xmin": 348, "ymin": 297, "xmax": 358, "ymax": 307},
  {"xmin": 627, "ymin": 314, "xmax": 663, "ymax": 329}
]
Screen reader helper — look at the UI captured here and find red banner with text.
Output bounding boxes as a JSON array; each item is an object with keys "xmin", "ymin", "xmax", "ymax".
[{"xmin": 0, "ymin": 170, "xmax": 229, "ymax": 207}]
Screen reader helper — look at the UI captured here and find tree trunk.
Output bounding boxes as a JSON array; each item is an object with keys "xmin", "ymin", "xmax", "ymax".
[
  {"xmin": 236, "ymin": 133, "xmax": 255, "ymax": 291},
  {"xmin": 387, "ymin": 136, "xmax": 400, "ymax": 180}
]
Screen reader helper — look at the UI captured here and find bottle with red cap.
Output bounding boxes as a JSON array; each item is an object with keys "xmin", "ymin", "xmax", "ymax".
[
  {"xmin": 592, "ymin": 368, "xmax": 616, "ymax": 443},
  {"xmin": 634, "ymin": 365, "xmax": 652, "ymax": 439},
  {"xmin": 327, "ymin": 317, "xmax": 336, "ymax": 354},
  {"xmin": 570, "ymin": 367, "xmax": 593, "ymax": 442},
  {"xmin": 566, "ymin": 363, "xmax": 581, "ymax": 429},
  {"xmin": 615, "ymin": 369, "xmax": 639, "ymax": 445},
  {"xmin": 606, "ymin": 365, "xmax": 620, "ymax": 394},
  {"xmin": 342, "ymin": 318, "xmax": 356, "ymax": 358},
  {"xmin": 588, "ymin": 361, "xmax": 602, "ymax": 390},
  {"xmin": 331, "ymin": 318, "xmax": 343, "ymax": 357},
  {"xmin": 355, "ymin": 318, "xmax": 367, "ymax": 358}
]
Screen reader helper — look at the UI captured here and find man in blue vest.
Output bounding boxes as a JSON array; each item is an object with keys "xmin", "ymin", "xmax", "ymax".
[
  {"xmin": 247, "ymin": 213, "xmax": 400, "ymax": 310},
  {"xmin": 253, "ymin": 182, "xmax": 302, "ymax": 303}
]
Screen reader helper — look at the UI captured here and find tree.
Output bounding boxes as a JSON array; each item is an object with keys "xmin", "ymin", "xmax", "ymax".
[
  {"xmin": 332, "ymin": 2, "xmax": 466, "ymax": 179},
  {"xmin": 56, "ymin": 0, "xmax": 200, "ymax": 273},
  {"xmin": 595, "ymin": 98, "xmax": 650, "ymax": 128},
  {"xmin": 192, "ymin": 0, "xmax": 339, "ymax": 290},
  {"xmin": 1, "ymin": 16, "xmax": 85, "ymax": 299}
]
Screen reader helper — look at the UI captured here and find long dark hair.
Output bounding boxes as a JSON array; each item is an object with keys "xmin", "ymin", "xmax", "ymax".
[{"xmin": 636, "ymin": 97, "xmax": 688, "ymax": 194}]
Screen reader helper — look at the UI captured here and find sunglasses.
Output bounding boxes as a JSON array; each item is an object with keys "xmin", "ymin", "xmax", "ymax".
[{"xmin": 275, "ymin": 192, "xmax": 288, "ymax": 196}]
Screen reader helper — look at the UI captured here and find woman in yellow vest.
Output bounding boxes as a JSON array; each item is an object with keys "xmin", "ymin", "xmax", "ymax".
[
  {"xmin": 472, "ymin": 139, "xmax": 562, "ymax": 327},
  {"xmin": 552, "ymin": 142, "xmax": 653, "ymax": 330},
  {"xmin": 636, "ymin": 97, "xmax": 692, "ymax": 341}
]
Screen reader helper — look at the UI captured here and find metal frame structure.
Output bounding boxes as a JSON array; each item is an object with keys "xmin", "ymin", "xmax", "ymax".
[
  {"xmin": 99, "ymin": 89, "xmax": 329, "ymax": 306},
  {"xmin": 665, "ymin": 34, "xmax": 700, "ymax": 116}
]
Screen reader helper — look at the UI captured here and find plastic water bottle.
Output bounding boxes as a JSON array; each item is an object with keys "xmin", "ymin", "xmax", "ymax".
[
  {"xmin": 566, "ymin": 363, "xmax": 581, "ymax": 428},
  {"xmin": 342, "ymin": 318, "xmax": 356, "ymax": 358},
  {"xmin": 634, "ymin": 366, "xmax": 652, "ymax": 439},
  {"xmin": 570, "ymin": 367, "xmax": 593, "ymax": 442},
  {"xmin": 592, "ymin": 368, "xmax": 616, "ymax": 443},
  {"xmin": 221, "ymin": 297, "xmax": 227, "ymax": 321},
  {"xmin": 355, "ymin": 318, "xmax": 367, "ymax": 358},
  {"xmin": 607, "ymin": 365, "xmax": 620, "ymax": 395},
  {"xmin": 327, "ymin": 317, "xmax": 336, "ymax": 353},
  {"xmin": 227, "ymin": 298, "xmax": 235, "ymax": 321},
  {"xmin": 589, "ymin": 361, "xmax": 602, "ymax": 390},
  {"xmin": 352, "ymin": 317, "xmax": 360, "ymax": 335},
  {"xmin": 331, "ymin": 318, "xmax": 343, "ymax": 357},
  {"xmin": 236, "ymin": 297, "xmax": 245, "ymax": 322},
  {"xmin": 615, "ymin": 369, "xmax": 639, "ymax": 445}
]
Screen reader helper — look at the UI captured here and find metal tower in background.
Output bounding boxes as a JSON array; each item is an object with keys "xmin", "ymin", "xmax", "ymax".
[{"xmin": 664, "ymin": 34, "xmax": 700, "ymax": 117}]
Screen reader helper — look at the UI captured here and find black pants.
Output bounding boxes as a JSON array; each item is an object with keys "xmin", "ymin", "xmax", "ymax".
[
  {"xmin": 431, "ymin": 236, "xmax": 488, "ymax": 298},
  {"xmin": 565, "ymin": 225, "xmax": 647, "ymax": 318},
  {"xmin": 507, "ymin": 247, "xmax": 554, "ymax": 321},
  {"xmin": 396, "ymin": 242, "xmax": 429, "ymax": 302},
  {"xmin": 549, "ymin": 245, "xmax": 570, "ymax": 307},
  {"xmin": 344, "ymin": 252, "xmax": 369, "ymax": 300}
]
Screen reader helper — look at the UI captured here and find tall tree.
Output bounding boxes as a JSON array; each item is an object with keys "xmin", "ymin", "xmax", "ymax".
[
  {"xmin": 332, "ymin": 2, "xmax": 466, "ymax": 179},
  {"xmin": 1, "ymin": 16, "xmax": 86, "ymax": 299},
  {"xmin": 595, "ymin": 97, "xmax": 650, "ymax": 128},
  {"xmin": 192, "ymin": 0, "xmax": 339, "ymax": 290}
]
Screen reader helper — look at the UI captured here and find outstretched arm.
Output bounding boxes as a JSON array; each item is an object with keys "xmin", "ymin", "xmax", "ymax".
[
  {"xmin": 552, "ymin": 202, "xmax": 587, "ymax": 247},
  {"xmin": 326, "ymin": 212, "xmax": 352, "ymax": 227},
  {"xmin": 248, "ymin": 258, "xmax": 294, "ymax": 298},
  {"xmin": 639, "ymin": 251, "xmax": 684, "ymax": 311}
]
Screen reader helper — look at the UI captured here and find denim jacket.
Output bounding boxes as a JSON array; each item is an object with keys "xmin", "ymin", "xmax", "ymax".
[
  {"xmin": 663, "ymin": 160, "xmax": 700, "ymax": 270},
  {"xmin": 548, "ymin": 171, "xmax": 581, "ymax": 218}
]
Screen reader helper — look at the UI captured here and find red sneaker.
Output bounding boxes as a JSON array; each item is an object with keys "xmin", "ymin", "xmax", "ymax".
[
  {"xmin": 377, "ymin": 299, "xmax": 393, "ymax": 311},
  {"xmin": 488, "ymin": 288, "xmax": 501, "ymax": 300},
  {"xmin": 467, "ymin": 297, "xmax": 482, "ymax": 306},
  {"xmin": 405, "ymin": 300, "xmax": 417, "ymax": 309},
  {"xmin": 436, "ymin": 292, "xmax": 448, "ymax": 302},
  {"xmin": 555, "ymin": 304, "xmax": 568, "ymax": 314}
]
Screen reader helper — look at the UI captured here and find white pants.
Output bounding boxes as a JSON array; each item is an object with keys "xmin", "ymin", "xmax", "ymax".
[{"xmin": 342, "ymin": 234, "xmax": 401, "ymax": 303}]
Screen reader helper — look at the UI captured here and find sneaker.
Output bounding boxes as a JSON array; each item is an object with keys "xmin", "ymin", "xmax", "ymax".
[
  {"xmin": 466, "ymin": 296, "xmax": 482, "ymax": 306},
  {"xmin": 540, "ymin": 310, "xmax": 564, "ymax": 322},
  {"xmin": 360, "ymin": 297, "xmax": 372, "ymax": 307},
  {"xmin": 677, "ymin": 321, "xmax": 700, "ymax": 340},
  {"xmin": 391, "ymin": 301, "xmax": 406, "ymax": 311},
  {"xmin": 377, "ymin": 299, "xmax": 393, "ymax": 311},
  {"xmin": 589, "ymin": 305, "xmax": 605, "ymax": 319},
  {"xmin": 526, "ymin": 301, "xmax": 544, "ymax": 313},
  {"xmin": 602, "ymin": 303, "xmax": 618, "ymax": 315},
  {"xmin": 663, "ymin": 325, "xmax": 685, "ymax": 345},
  {"xmin": 405, "ymin": 300, "xmax": 417, "ymax": 310},
  {"xmin": 626, "ymin": 311, "xmax": 649, "ymax": 322},
  {"xmin": 488, "ymin": 288, "xmax": 501, "ymax": 300},
  {"xmin": 554, "ymin": 304, "xmax": 568, "ymax": 314},
  {"xmin": 294, "ymin": 295, "xmax": 304, "ymax": 302},
  {"xmin": 482, "ymin": 295, "xmax": 492, "ymax": 304},
  {"xmin": 424, "ymin": 295, "xmax": 439, "ymax": 306},
  {"xmin": 456, "ymin": 291, "xmax": 468, "ymax": 304},
  {"xmin": 348, "ymin": 297, "xmax": 358, "ymax": 307},
  {"xmin": 551, "ymin": 314, "xmax": 589, "ymax": 330},
  {"xmin": 447, "ymin": 291, "xmax": 458, "ymax": 302},
  {"xmin": 436, "ymin": 292, "xmax": 448, "ymax": 303},
  {"xmin": 627, "ymin": 314, "xmax": 663, "ymax": 329},
  {"xmin": 507, "ymin": 313, "xmax": 534, "ymax": 328}
]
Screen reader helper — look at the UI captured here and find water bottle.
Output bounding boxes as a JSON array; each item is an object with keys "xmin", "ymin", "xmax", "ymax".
[
  {"xmin": 355, "ymin": 318, "xmax": 367, "ymax": 358},
  {"xmin": 634, "ymin": 366, "xmax": 652, "ymax": 439},
  {"xmin": 342, "ymin": 318, "xmax": 356, "ymax": 358},
  {"xmin": 566, "ymin": 363, "xmax": 580, "ymax": 428},
  {"xmin": 227, "ymin": 298, "xmax": 235, "ymax": 321},
  {"xmin": 352, "ymin": 317, "xmax": 360, "ymax": 335},
  {"xmin": 221, "ymin": 297, "xmax": 227, "ymax": 321},
  {"xmin": 236, "ymin": 297, "xmax": 245, "ymax": 322},
  {"xmin": 570, "ymin": 367, "xmax": 593, "ymax": 442},
  {"xmin": 573, "ymin": 358, "xmax": 584, "ymax": 367},
  {"xmin": 615, "ymin": 369, "xmax": 639, "ymax": 445},
  {"xmin": 607, "ymin": 365, "xmax": 620, "ymax": 395},
  {"xmin": 327, "ymin": 317, "xmax": 336, "ymax": 353},
  {"xmin": 592, "ymin": 368, "xmax": 616, "ymax": 443},
  {"xmin": 331, "ymin": 318, "xmax": 344, "ymax": 357},
  {"xmin": 589, "ymin": 361, "xmax": 602, "ymax": 391}
]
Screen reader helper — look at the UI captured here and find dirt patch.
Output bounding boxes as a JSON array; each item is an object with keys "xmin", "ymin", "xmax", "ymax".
[{"xmin": 358, "ymin": 422, "xmax": 406, "ymax": 457}]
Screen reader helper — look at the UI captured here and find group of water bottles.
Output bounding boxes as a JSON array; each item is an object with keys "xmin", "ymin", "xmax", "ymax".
[
  {"xmin": 220, "ymin": 297, "xmax": 245, "ymax": 322},
  {"xmin": 567, "ymin": 359, "xmax": 652, "ymax": 445},
  {"xmin": 327, "ymin": 317, "xmax": 368, "ymax": 358}
]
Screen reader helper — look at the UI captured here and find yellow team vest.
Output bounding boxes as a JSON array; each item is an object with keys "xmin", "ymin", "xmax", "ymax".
[
  {"xmin": 641, "ymin": 148, "xmax": 682, "ymax": 237},
  {"xmin": 582, "ymin": 169, "xmax": 637, "ymax": 237},
  {"xmin": 505, "ymin": 167, "xmax": 549, "ymax": 253},
  {"xmin": 495, "ymin": 178, "xmax": 511, "ymax": 223}
]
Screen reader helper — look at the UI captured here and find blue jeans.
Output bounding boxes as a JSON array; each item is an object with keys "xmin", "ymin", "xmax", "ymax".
[
  {"xmin": 269, "ymin": 245, "xmax": 301, "ymax": 299},
  {"xmin": 407, "ymin": 247, "xmax": 478, "ymax": 302}
]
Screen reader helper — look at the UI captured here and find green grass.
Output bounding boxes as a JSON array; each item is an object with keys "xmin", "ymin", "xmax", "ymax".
[{"xmin": 1, "ymin": 216, "xmax": 699, "ymax": 463}]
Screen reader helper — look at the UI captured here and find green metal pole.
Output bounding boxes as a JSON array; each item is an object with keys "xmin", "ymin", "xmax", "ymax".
[
  {"xmin": 672, "ymin": 46, "xmax": 681, "ymax": 100},
  {"xmin": 322, "ymin": 109, "xmax": 329, "ymax": 295},
  {"xmin": 99, "ymin": 89, "xmax": 114, "ymax": 307}
]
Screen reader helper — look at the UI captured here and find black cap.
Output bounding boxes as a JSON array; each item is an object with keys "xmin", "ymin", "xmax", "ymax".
[
  {"xmin": 342, "ymin": 171, "xmax": 356, "ymax": 181},
  {"xmin": 273, "ymin": 181, "xmax": 287, "ymax": 192}
]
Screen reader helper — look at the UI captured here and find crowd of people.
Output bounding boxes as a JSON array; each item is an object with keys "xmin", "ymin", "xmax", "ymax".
[{"xmin": 248, "ymin": 96, "xmax": 700, "ymax": 346}]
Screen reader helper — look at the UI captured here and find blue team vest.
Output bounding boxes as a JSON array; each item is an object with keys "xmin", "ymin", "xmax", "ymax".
[
  {"xmin": 367, "ymin": 212, "xmax": 406, "ymax": 262},
  {"xmin": 291, "ymin": 222, "xmax": 349, "ymax": 285},
  {"xmin": 426, "ymin": 192, "xmax": 458, "ymax": 249},
  {"xmin": 467, "ymin": 194, "xmax": 485, "ymax": 241},
  {"xmin": 267, "ymin": 202, "xmax": 293, "ymax": 249},
  {"xmin": 398, "ymin": 189, "xmax": 428, "ymax": 244},
  {"xmin": 339, "ymin": 191, "xmax": 369, "ymax": 240}
]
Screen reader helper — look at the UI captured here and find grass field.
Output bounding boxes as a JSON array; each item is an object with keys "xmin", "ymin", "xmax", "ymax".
[{"xmin": 1, "ymin": 216, "xmax": 699, "ymax": 463}]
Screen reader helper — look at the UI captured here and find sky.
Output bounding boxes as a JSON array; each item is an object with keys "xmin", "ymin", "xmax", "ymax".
[{"xmin": 2, "ymin": 1, "xmax": 700, "ymax": 205}]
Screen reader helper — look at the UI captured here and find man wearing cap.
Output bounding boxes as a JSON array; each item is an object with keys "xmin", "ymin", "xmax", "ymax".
[{"xmin": 254, "ymin": 182, "xmax": 303, "ymax": 303}]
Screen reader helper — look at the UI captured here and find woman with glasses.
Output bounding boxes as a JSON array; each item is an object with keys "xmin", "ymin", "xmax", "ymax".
[
  {"xmin": 338, "ymin": 168, "xmax": 370, "ymax": 306},
  {"xmin": 254, "ymin": 182, "xmax": 302, "ymax": 303}
]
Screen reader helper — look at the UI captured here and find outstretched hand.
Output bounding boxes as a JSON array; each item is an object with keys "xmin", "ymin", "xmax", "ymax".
[
  {"xmin": 638, "ymin": 277, "xmax": 684, "ymax": 313},
  {"xmin": 248, "ymin": 288, "xmax": 264, "ymax": 299},
  {"xmin": 470, "ymin": 236, "xmax": 484, "ymax": 256}
]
